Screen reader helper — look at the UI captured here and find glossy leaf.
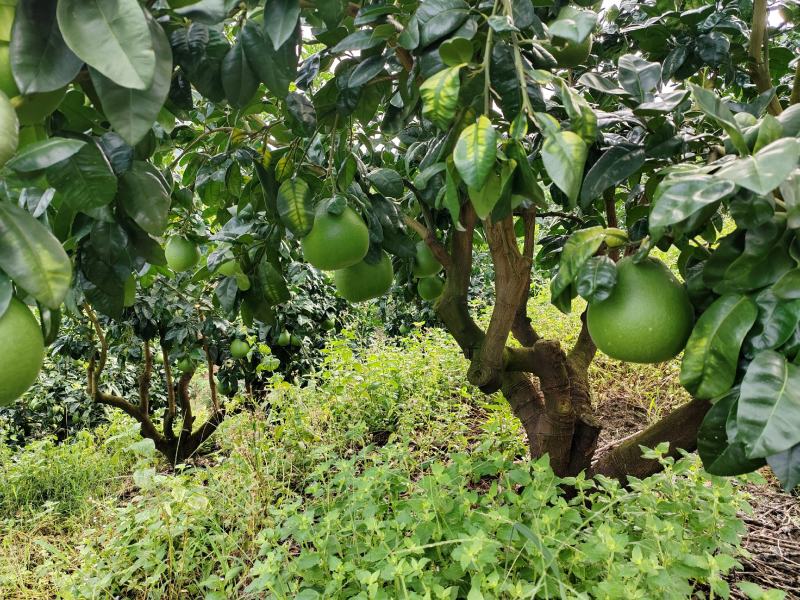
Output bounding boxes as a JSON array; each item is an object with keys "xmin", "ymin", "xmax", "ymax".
[
  {"xmin": 6, "ymin": 138, "xmax": 86, "ymax": 172},
  {"xmin": 579, "ymin": 144, "xmax": 644, "ymax": 208},
  {"xmin": 57, "ymin": 0, "xmax": 155, "ymax": 90},
  {"xmin": 690, "ymin": 84, "xmax": 748, "ymax": 155},
  {"xmin": 453, "ymin": 116, "xmax": 496, "ymax": 190},
  {"xmin": 745, "ymin": 287, "xmax": 800, "ymax": 354},
  {"xmin": 117, "ymin": 161, "xmax": 171, "ymax": 236},
  {"xmin": 649, "ymin": 176, "xmax": 734, "ymax": 240},
  {"xmin": 420, "ymin": 66, "xmax": 461, "ymax": 130},
  {"xmin": 617, "ymin": 54, "xmax": 661, "ymax": 101},
  {"xmin": 277, "ymin": 178, "xmax": 314, "ymax": 237},
  {"xmin": 737, "ymin": 350, "xmax": 800, "ymax": 458},
  {"xmin": 542, "ymin": 130, "xmax": 587, "ymax": 208},
  {"xmin": 698, "ymin": 390, "xmax": 765, "ymax": 476},
  {"xmin": 0, "ymin": 272, "xmax": 11, "ymax": 318},
  {"xmin": 550, "ymin": 226, "xmax": 605, "ymax": 300},
  {"xmin": 576, "ymin": 255, "xmax": 616, "ymax": 303},
  {"xmin": 90, "ymin": 15, "xmax": 172, "ymax": 145},
  {"xmin": 45, "ymin": 141, "xmax": 117, "ymax": 211},
  {"xmin": 680, "ymin": 294, "xmax": 757, "ymax": 399},
  {"xmin": 779, "ymin": 169, "xmax": 800, "ymax": 229},
  {"xmin": 10, "ymin": 0, "xmax": 84, "ymax": 94},
  {"xmin": 766, "ymin": 444, "xmax": 800, "ymax": 491},
  {"xmin": 0, "ymin": 201, "xmax": 72, "ymax": 309},
  {"xmin": 222, "ymin": 41, "xmax": 258, "ymax": 108},
  {"xmin": 717, "ymin": 138, "xmax": 800, "ymax": 196},
  {"xmin": 772, "ymin": 268, "xmax": 800, "ymax": 300},
  {"xmin": 241, "ymin": 19, "xmax": 298, "ymax": 98},
  {"xmin": 264, "ymin": 0, "xmax": 301, "ymax": 51},
  {"xmin": 368, "ymin": 168, "xmax": 404, "ymax": 198}
]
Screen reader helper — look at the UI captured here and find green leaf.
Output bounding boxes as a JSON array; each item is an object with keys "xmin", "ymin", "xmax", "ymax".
[
  {"xmin": 617, "ymin": 54, "xmax": 661, "ymax": 101},
  {"xmin": 264, "ymin": 0, "xmax": 301, "ymax": 51},
  {"xmin": 745, "ymin": 287, "xmax": 800, "ymax": 354},
  {"xmin": 439, "ymin": 37, "xmax": 472, "ymax": 67},
  {"xmin": 772, "ymin": 268, "xmax": 800, "ymax": 300},
  {"xmin": 766, "ymin": 443, "xmax": 800, "ymax": 491},
  {"xmin": 367, "ymin": 168, "xmax": 404, "ymax": 198},
  {"xmin": 57, "ymin": 0, "xmax": 155, "ymax": 90},
  {"xmin": 45, "ymin": 141, "xmax": 117, "ymax": 211},
  {"xmin": 690, "ymin": 84, "xmax": 748, "ymax": 155},
  {"xmin": 780, "ymin": 169, "xmax": 800, "ymax": 229},
  {"xmin": 556, "ymin": 80, "xmax": 597, "ymax": 144},
  {"xmin": 649, "ymin": 176, "xmax": 734, "ymax": 240},
  {"xmin": 222, "ymin": 41, "xmax": 258, "ymax": 109},
  {"xmin": 468, "ymin": 159, "xmax": 515, "ymax": 220},
  {"xmin": 542, "ymin": 130, "xmax": 587, "ymax": 208},
  {"xmin": 420, "ymin": 66, "xmax": 462, "ymax": 130},
  {"xmin": 241, "ymin": 19, "xmax": 298, "ymax": 98},
  {"xmin": 550, "ymin": 226, "xmax": 605, "ymax": 300},
  {"xmin": 0, "ymin": 202, "xmax": 72, "ymax": 309},
  {"xmin": 716, "ymin": 138, "xmax": 800, "ymax": 196},
  {"xmin": 6, "ymin": 138, "xmax": 86, "ymax": 172},
  {"xmin": 579, "ymin": 145, "xmax": 644, "ymax": 208},
  {"xmin": 90, "ymin": 15, "xmax": 172, "ymax": 146},
  {"xmin": 752, "ymin": 114, "xmax": 782, "ymax": 153},
  {"xmin": 548, "ymin": 8, "xmax": 597, "ymax": 43},
  {"xmin": 277, "ymin": 178, "xmax": 314, "ymax": 237},
  {"xmin": 577, "ymin": 73, "xmax": 627, "ymax": 96},
  {"xmin": 9, "ymin": 0, "xmax": 84, "ymax": 94},
  {"xmin": 414, "ymin": 0, "xmax": 469, "ymax": 49},
  {"xmin": 117, "ymin": 161, "xmax": 171, "ymax": 236},
  {"xmin": 633, "ymin": 89, "xmax": 690, "ymax": 116},
  {"xmin": 172, "ymin": 0, "xmax": 237, "ymax": 24},
  {"xmin": 0, "ymin": 272, "xmax": 11, "ymax": 317},
  {"xmin": 576, "ymin": 255, "xmax": 616, "ymax": 303},
  {"xmin": 348, "ymin": 55, "xmax": 386, "ymax": 88},
  {"xmin": 444, "ymin": 160, "xmax": 463, "ymax": 229},
  {"xmin": 698, "ymin": 390, "xmax": 766, "ymax": 476},
  {"xmin": 453, "ymin": 116, "xmax": 496, "ymax": 190},
  {"xmin": 737, "ymin": 350, "xmax": 800, "ymax": 458},
  {"xmin": 680, "ymin": 294, "xmax": 757, "ymax": 399}
]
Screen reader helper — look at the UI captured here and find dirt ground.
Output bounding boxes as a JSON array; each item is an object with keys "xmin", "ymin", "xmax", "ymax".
[{"xmin": 595, "ymin": 392, "xmax": 800, "ymax": 599}]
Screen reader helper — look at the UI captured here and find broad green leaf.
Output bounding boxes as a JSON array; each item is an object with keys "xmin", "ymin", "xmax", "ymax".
[
  {"xmin": 277, "ymin": 178, "xmax": 314, "ymax": 237},
  {"xmin": 444, "ymin": 160, "xmax": 463, "ymax": 229},
  {"xmin": 617, "ymin": 54, "xmax": 661, "ymax": 101},
  {"xmin": 717, "ymin": 138, "xmax": 800, "ymax": 196},
  {"xmin": 414, "ymin": 0, "xmax": 470, "ymax": 48},
  {"xmin": 780, "ymin": 169, "xmax": 800, "ymax": 229},
  {"xmin": 577, "ymin": 72, "xmax": 627, "ymax": 95},
  {"xmin": 348, "ymin": 55, "xmax": 385, "ymax": 88},
  {"xmin": 737, "ymin": 350, "xmax": 800, "ymax": 458},
  {"xmin": 766, "ymin": 443, "xmax": 800, "ymax": 491},
  {"xmin": 257, "ymin": 261, "xmax": 290, "ymax": 305},
  {"xmin": 542, "ymin": 130, "xmax": 587, "ymax": 207},
  {"xmin": 698, "ymin": 390, "xmax": 766, "ymax": 476},
  {"xmin": 172, "ymin": 0, "xmax": 237, "ymax": 24},
  {"xmin": 468, "ymin": 159, "xmax": 515, "ymax": 220},
  {"xmin": 680, "ymin": 294, "xmax": 757, "ymax": 399},
  {"xmin": 57, "ymin": 0, "xmax": 155, "ymax": 90},
  {"xmin": 579, "ymin": 145, "xmax": 644, "ymax": 208},
  {"xmin": 576, "ymin": 255, "xmax": 616, "ymax": 303},
  {"xmin": 0, "ymin": 272, "xmax": 11, "ymax": 317},
  {"xmin": 45, "ymin": 141, "xmax": 117, "ymax": 211},
  {"xmin": 117, "ymin": 161, "xmax": 171, "ymax": 236},
  {"xmin": 649, "ymin": 176, "xmax": 734, "ymax": 240},
  {"xmin": 6, "ymin": 138, "xmax": 85, "ymax": 172},
  {"xmin": 285, "ymin": 92, "xmax": 316, "ymax": 137},
  {"xmin": 420, "ymin": 66, "xmax": 462, "ymax": 130},
  {"xmin": 0, "ymin": 93, "xmax": 17, "ymax": 168},
  {"xmin": 241, "ymin": 19, "xmax": 298, "ymax": 98},
  {"xmin": 90, "ymin": 15, "xmax": 172, "ymax": 145},
  {"xmin": 690, "ymin": 84, "xmax": 748, "ymax": 155},
  {"xmin": 453, "ymin": 116, "xmax": 496, "ymax": 190},
  {"xmin": 550, "ymin": 226, "xmax": 605, "ymax": 301},
  {"xmin": 368, "ymin": 168, "xmax": 404, "ymax": 198},
  {"xmin": 9, "ymin": 0, "xmax": 84, "ymax": 94},
  {"xmin": 264, "ymin": 0, "xmax": 301, "ymax": 50},
  {"xmin": 0, "ymin": 201, "xmax": 72, "ymax": 308},
  {"xmin": 752, "ymin": 114, "xmax": 782, "ymax": 153},
  {"xmin": 222, "ymin": 41, "xmax": 259, "ymax": 109},
  {"xmin": 772, "ymin": 268, "xmax": 800, "ymax": 299},
  {"xmin": 745, "ymin": 287, "xmax": 800, "ymax": 354},
  {"xmin": 548, "ymin": 8, "xmax": 597, "ymax": 43},
  {"xmin": 556, "ymin": 80, "xmax": 597, "ymax": 144},
  {"xmin": 633, "ymin": 89, "xmax": 690, "ymax": 116},
  {"xmin": 439, "ymin": 37, "xmax": 472, "ymax": 66}
]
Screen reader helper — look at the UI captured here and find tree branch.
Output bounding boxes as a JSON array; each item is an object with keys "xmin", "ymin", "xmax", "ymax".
[
  {"xmin": 205, "ymin": 344, "xmax": 219, "ymax": 414},
  {"xmin": 161, "ymin": 339, "xmax": 177, "ymax": 439},
  {"xmin": 749, "ymin": 0, "xmax": 783, "ymax": 115},
  {"xmin": 402, "ymin": 214, "xmax": 454, "ymax": 270}
]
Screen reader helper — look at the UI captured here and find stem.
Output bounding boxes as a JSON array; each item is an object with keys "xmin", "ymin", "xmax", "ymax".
[
  {"xmin": 482, "ymin": 1, "xmax": 499, "ymax": 115},
  {"xmin": 749, "ymin": 0, "xmax": 783, "ymax": 115}
]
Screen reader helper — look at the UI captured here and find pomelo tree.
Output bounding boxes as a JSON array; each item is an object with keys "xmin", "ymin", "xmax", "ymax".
[{"xmin": 0, "ymin": 0, "xmax": 799, "ymax": 487}]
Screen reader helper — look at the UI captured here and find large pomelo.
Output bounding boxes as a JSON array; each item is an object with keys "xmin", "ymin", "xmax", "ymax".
[
  {"xmin": 165, "ymin": 237, "xmax": 201, "ymax": 272},
  {"xmin": 334, "ymin": 250, "xmax": 394, "ymax": 302},
  {"xmin": 0, "ymin": 298, "xmax": 45, "ymax": 406},
  {"xmin": 587, "ymin": 257, "xmax": 694, "ymax": 364},
  {"xmin": 301, "ymin": 203, "xmax": 369, "ymax": 270}
]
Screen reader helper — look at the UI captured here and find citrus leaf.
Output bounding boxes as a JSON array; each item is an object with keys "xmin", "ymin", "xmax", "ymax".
[
  {"xmin": 579, "ymin": 144, "xmax": 644, "ymax": 208},
  {"xmin": 367, "ymin": 168, "xmax": 404, "ymax": 198},
  {"xmin": 240, "ymin": 19, "xmax": 298, "ymax": 98},
  {"xmin": 0, "ymin": 201, "xmax": 72, "ymax": 309},
  {"xmin": 45, "ymin": 141, "xmax": 117, "ymax": 211},
  {"xmin": 90, "ymin": 14, "xmax": 172, "ymax": 146},
  {"xmin": 698, "ymin": 390, "xmax": 765, "ymax": 476},
  {"xmin": 117, "ymin": 161, "xmax": 171, "ymax": 236},
  {"xmin": 264, "ymin": 0, "xmax": 301, "ymax": 51},
  {"xmin": 617, "ymin": 54, "xmax": 660, "ymax": 101},
  {"xmin": 277, "ymin": 178, "xmax": 314, "ymax": 237},
  {"xmin": 222, "ymin": 41, "xmax": 259, "ymax": 109},
  {"xmin": 680, "ymin": 294, "xmax": 757, "ymax": 399},
  {"xmin": 6, "ymin": 138, "xmax": 86, "ymax": 172},
  {"xmin": 9, "ymin": 0, "xmax": 84, "ymax": 94},
  {"xmin": 550, "ymin": 226, "xmax": 605, "ymax": 300},
  {"xmin": 690, "ymin": 84, "xmax": 748, "ymax": 155},
  {"xmin": 716, "ymin": 138, "xmax": 800, "ymax": 196},
  {"xmin": 737, "ymin": 350, "xmax": 800, "ymax": 458},
  {"xmin": 649, "ymin": 175, "xmax": 734, "ymax": 240},
  {"xmin": 57, "ymin": 0, "xmax": 155, "ymax": 90},
  {"xmin": 453, "ymin": 115, "xmax": 496, "ymax": 190},
  {"xmin": 420, "ymin": 66, "xmax": 461, "ymax": 130},
  {"xmin": 779, "ymin": 169, "xmax": 800, "ymax": 229},
  {"xmin": 576, "ymin": 255, "xmax": 616, "ymax": 303},
  {"xmin": 766, "ymin": 443, "xmax": 800, "ymax": 491},
  {"xmin": 745, "ymin": 287, "xmax": 800, "ymax": 354},
  {"xmin": 772, "ymin": 268, "xmax": 800, "ymax": 299},
  {"xmin": 542, "ymin": 130, "xmax": 587, "ymax": 207}
]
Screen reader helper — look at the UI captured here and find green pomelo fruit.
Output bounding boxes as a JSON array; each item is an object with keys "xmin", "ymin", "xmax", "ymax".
[
  {"xmin": 0, "ymin": 90, "xmax": 18, "ymax": 166},
  {"xmin": 334, "ymin": 250, "xmax": 394, "ymax": 302},
  {"xmin": 587, "ymin": 257, "xmax": 694, "ymax": 364},
  {"xmin": 230, "ymin": 339, "xmax": 250, "ymax": 358},
  {"xmin": 412, "ymin": 241, "xmax": 442, "ymax": 278},
  {"xmin": 301, "ymin": 204, "xmax": 370, "ymax": 270},
  {"xmin": 165, "ymin": 237, "xmax": 201, "ymax": 272},
  {"xmin": 0, "ymin": 298, "xmax": 45, "ymax": 406},
  {"xmin": 417, "ymin": 276, "xmax": 445, "ymax": 301}
]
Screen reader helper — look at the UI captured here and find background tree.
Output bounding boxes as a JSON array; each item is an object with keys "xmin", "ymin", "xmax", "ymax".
[{"xmin": 0, "ymin": 0, "xmax": 798, "ymax": 487}]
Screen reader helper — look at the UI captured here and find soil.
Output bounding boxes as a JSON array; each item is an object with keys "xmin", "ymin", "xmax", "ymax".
[{"xmin": 594, "ymin": 391, "xmax": 800, "ymax": 599}]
